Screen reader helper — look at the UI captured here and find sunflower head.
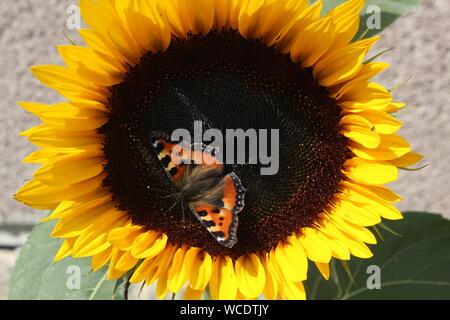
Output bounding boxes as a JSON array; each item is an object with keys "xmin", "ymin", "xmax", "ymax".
[{"xmin": 15, "ymin": 0, "xmax": 422, "ymax": 300}]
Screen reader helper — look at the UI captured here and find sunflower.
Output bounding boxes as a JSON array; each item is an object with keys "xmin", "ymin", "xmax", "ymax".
[{"xmin": 14, "ymin": 0, "xmax": 422, "ymax": 300}]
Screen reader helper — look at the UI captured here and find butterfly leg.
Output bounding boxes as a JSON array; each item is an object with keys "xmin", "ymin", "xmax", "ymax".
[
  {"xmin": 162, "ymin": 193, "xmax": 192, "ymax": 230},
  {"xmin": 167, "ymin": 198, "xmax": 180, "ymax": 212}
]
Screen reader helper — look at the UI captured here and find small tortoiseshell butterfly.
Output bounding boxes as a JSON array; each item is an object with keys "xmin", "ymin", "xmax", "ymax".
[{"xmin": 150, "ymin": 132, "xmax": 246, "ymax": 248}]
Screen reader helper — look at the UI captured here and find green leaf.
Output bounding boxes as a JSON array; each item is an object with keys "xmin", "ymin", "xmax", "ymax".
[
  {"xmin": 316, "ymin": 0, "xmax": 422, "ymax": 39},
  {"xmin": 304, "ymin": 212, "xmax": 450, "ymax": 300},
  {"xmin": 8, "ymin": 220, "xmax": 126, "ymax": 300}
]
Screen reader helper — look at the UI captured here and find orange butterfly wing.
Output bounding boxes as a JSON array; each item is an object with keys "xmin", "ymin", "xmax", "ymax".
[
  {"xmin": 189, "ymin": 173, "xmax": 245, "ymax": 248},
  {"xmin": 189, "ymin": 204, "xmax": 238, "ymax": 248}
]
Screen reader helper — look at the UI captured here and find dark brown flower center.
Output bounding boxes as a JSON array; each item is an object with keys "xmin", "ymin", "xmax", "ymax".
[{"xmin": 100, "ymin": 30, "xmax": 349, "ymax": 258}]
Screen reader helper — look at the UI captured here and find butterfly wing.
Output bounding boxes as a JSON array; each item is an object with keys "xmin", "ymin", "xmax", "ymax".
[
  {"xmin": 189, "ymin": 173, "xmax": 246, "ymax": 248},
  {"xmin": 150, "ymin": 132, "xmax": 223, "ymax": 188},
  {"xmin": 222, "ymin": 172, "xmax": 246, "ymax": 214},
  {"xmin": 150, "ymin": 132, "xmax": 246, "ymax": 248},
  {"xmin": 189, "ymin": 204, "xmax": 238, "ymax": 248}
]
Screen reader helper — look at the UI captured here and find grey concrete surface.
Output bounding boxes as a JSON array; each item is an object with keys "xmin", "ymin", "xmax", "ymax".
[{"xmin": 0, "ymin": 0, "xmax": 449, "ymax": 299}]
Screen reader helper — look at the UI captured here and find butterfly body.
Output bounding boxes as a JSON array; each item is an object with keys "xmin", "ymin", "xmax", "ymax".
[{"xmin": 150, "ymin": 132, "xmax": 246, "ymax": 248}]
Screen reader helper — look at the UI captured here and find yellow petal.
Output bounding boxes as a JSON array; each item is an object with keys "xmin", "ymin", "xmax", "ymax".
[
  {"xmin": 324, "ymin": 0, "xmax": 364, "ymax": 50},
  {"xmin": 91, "ymin": 247, "xmax": 113, "ymax": 271},
  {"xmin": 390, "ymin": 152, "xmax": 424, "ymax": 167},
  {"xmin": 285, "ymin": 0, "xmax": 310, "ymax": 12},
  {"xmin": 108, "ymin": 225, "xmax": 144, "ymax": 250},
  {"xmin": 352, "ymin": 110, "xmax": 403, "ymax": 135},
  {"xmin": 129, "ymin": 256, "xmax": 153, "ymax": 284},
  {"xmin": 315, "ymin": 220, "xmax": 351, "ymax": 260},
  {"xmin": 275, "ymin": 0, "xmax": 322, "ymax": 53},
  {"xmin": 107, "ymin": 249, "xmax": 129, "ymax": 280},
  {"xmin": 183, "ymin": 286, "xmax": 204, "ymax": 300},
  {"xmin": 156, "ymin": 269, "xmax": 170, "ymax": 300},
  {"xmin": 338, "ymin": 82, "xmax": 392, "ymax": 111},
  {"xmin": 314, "ymin": 45, "xmax": 366, "ymax": 86},
  {"xmin": 78, "ymin": 28, "xmax": 128, "ymax": 69},
  {"xmin": 280, "ymin": 280, "xmax": 306, "ymax": 300},
  {"xmin": 209, "ymin": 256, "xmax": 238, "ymax": 300},
  {"xmin": 37, "ymin": 102, "xmax": 108, "ymax": 131},
  {"xmin": 18, "ymin": 101, "xmax": 47, "ymax": 116},
  {"xmin": 22, "ymin": 149, "xmax": 61, "ymax": 164},
  {"xmin": 328, "ymin": 12, "xmax": 360, "ymax": 50},
  {"xmin": 340, "ymin": 187, "xmax": 403, "ymax": 221},
  {"xmin": 228, "ymin": 0, "xmax": 246, "ymax": 29},
  {"xmin": 160, "ymin": 0, "xmax": 191, "ymax": 37},
  {"xmin": 235, "ymin": 253, "xmax": 266, "ymax": 299},
  {"xmin": 314, "ymin": 262, "xmax": 330, "ymax": 280},
  {"xmin": 254, "ymin": 1, "xmax": 302, "ymax": 46},
  {"xmin": 261, "ymin": 253, "xmax": 279, "ymax": 300},
  {"xmin": 296, "ymin": 227, "xmax": 332, "ymax": 263},
  {"xmin": 329, "ymin": 214, "xmax": 377, "ymax": 244},
  {"xmin": 26, "ymin": 126, "xmax": 103, "ymax": 153},
  {"xmin": 54, "ymin": 239, "xmax": 74, "ymax": 261},
  {"xmin": 186, "ymin": 0, "xmax": 215, "ymax": 35},
  {"xmin": 238, "ymin": 0, "xmax": 266, "ymax": 39},
  {"xmin": 51, "ymin": 202, "xmax": 114, "ymax": 238},
  {"xmin": 339, "ymin": 231, "xmax": 374, "ymax": 258},
  {"xmin": 327, "ymin": 11, "xmax": 360, "ymax": 51},
  {"xmin": 131, "ymin": 231, "xmax": 168, "ymax": 259},
  {"xmin": 332, "ymin": 197, "xmax": 381, "ymax": 226},
  {"xmin": 42, "ymin": 190, "xmax": 111, "ymax": 222},
  {"xmin": 30, "ymin": 65, "xmax": 108, "ymax": 103},
  {"xmin": 58, "ymin": 45, "xmax": 124, "ymax": 86},
  {"xmin": 18, "ymin": 125, "xmax": 46, "ymax": 137},
  {"xmin": 74, "ymin": 231, "xmax": 112, "ymax": 258},
  {"xmin": 34, "ymin": 152, "xmax": 105, "ymax": 186},
  {"xmin": 384, "ymin": 102, "xmax": 406, "ymax": 113},
  {"xmin": 79, "ymin": 0, "xmax": 141, "ymax": 66},
  {"xmin": 124, "ymin": 3, "xmax": 171, "ymax": 54},
  {"xmin": 349, "ymin": 134, "xmax": 411, "ymax": 161},
  {"xmin": 14, "ymin": 200, "xmax": 60, "ymax": 211},
  {"xmin": 183, "ymin": 247, "xmax": 213, "ymax": 291},
  {"xmin": 115, "ymin": 250, "xmax": 139, "ymax": 272},
  {"xmin": 167, "ymin": 246, "xmax": 188, "ymax": 294},
  {"xmin": 213, "ymin": 0, "xmax": 232, "ymax": 29},
  {"xmin": 71, "ymin": 211, "xmax": 128, "ymax": 257},
  {"xmin": 141, "ymin": 245, "xmax": 177, "ymax": 286},
  {"xmin": 324, "ymin": 0, "xmax": 364, "ymax": 20},
  {"xmin": 329, "ymin": 62, "xmax": 390, "ymax": 99},
  {"xmin": 342, "ymin": 181, "xmax": 402, "ymax": 203},
  {"xmin": 290, "ymin": 17, "xmax": 335, "ymax": 67},
  {"xmin": 340, "ymin": 115, "xmax": 380, "ymax": 149},
  {"xmin": 274, "ymin": 237, "xmax": 308, "ymax": 282},
  {"xmin": 344, "ymin": 157, "xmax": 398, "ymax": 185},
  {"xmin": 14, "ymin": 173, "xmax": 105, "ymax": 207}
]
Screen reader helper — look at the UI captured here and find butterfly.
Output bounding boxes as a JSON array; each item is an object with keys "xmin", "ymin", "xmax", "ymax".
[{"xmin": 150, "ymin": 131, "xmax": 246, "ymax": 248}]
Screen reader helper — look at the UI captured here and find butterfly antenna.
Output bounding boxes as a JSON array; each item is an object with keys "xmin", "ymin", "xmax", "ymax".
[
  {"xmin": 149, "ymin": 187, "xmax": 174, "ymax": 196},
  {"xmin": 173, "ymin": 87, "xmax": 215, "ymax": 130}
]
